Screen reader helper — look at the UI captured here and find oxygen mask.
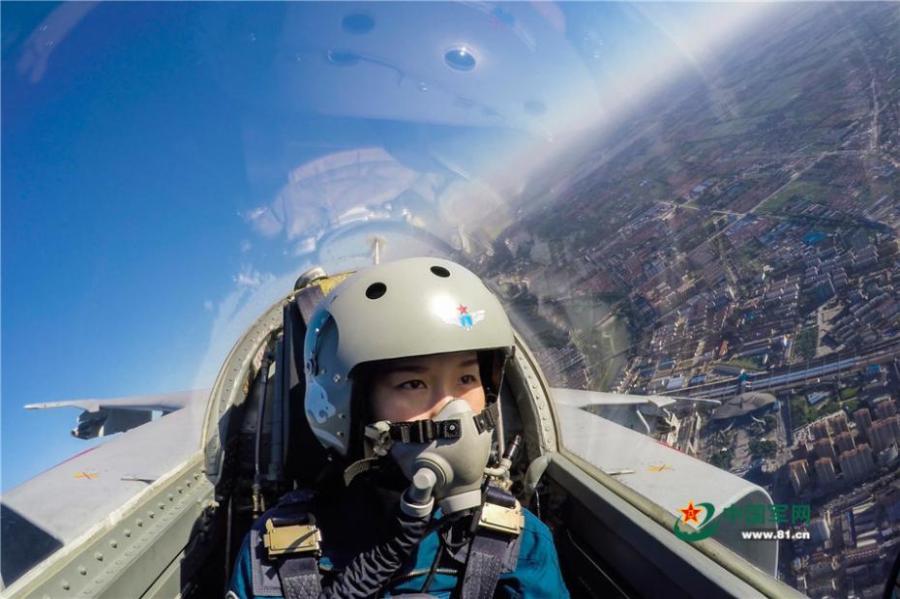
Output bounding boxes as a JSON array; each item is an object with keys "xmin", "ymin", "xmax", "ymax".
[{"xmin": 373, "ymin": 399, "xmax": 494, "ymax": 515}]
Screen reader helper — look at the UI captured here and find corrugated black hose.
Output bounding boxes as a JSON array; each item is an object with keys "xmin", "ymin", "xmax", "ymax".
[
  {"xmin": 319, "ymin": 507, "xmax": 430, "ymax": 598},
  {"xmin": 320, "ymin": 469, "xmax": 437, "ymax": 598}
]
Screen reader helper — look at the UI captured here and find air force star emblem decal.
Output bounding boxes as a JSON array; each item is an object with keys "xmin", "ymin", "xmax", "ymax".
[{"xmin": 442, "ymin": 304, "xmax": 485, "ymax": 330}]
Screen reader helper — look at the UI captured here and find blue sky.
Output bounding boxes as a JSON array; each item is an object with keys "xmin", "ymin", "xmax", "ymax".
[
  {"xmin": 2, "ymin": 2, "xmax": 775, "ymax": 491},
  {"xmin": 3, "ymin": 3, "xmax": 246, "ymax": 489}
]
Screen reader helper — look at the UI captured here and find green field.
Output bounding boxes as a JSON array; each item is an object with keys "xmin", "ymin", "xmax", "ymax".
[
  {"xmin": 759, "ymin": 181, "xmax": 829, "ymax": 214},
  {"xmin": 794, "ymin": 326, "xmax": 818, "ymax": 361}
]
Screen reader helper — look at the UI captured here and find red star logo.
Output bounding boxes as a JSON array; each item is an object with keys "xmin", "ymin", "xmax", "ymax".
[
  {"xmin": 680, "ymin": 501, "xmax": 702, "ymax": 525},
  {"xmin": 457, "ymin": 305, "xmax": 468, "ymax": 315}
]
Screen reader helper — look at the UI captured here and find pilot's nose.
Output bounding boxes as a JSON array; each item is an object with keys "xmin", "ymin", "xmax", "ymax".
[{"xmin": 426, "ymin": 381, "xmax": 455, "ymax": 418}]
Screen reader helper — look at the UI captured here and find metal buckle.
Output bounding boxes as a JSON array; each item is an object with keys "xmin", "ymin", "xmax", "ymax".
[
  {"xmin": 389, "ymin": 418, "xmax": 462, "ymax": 443},
  {"xmin": 263, "ymin": 518, "xmax": 322, "ymax": 558},
  {"xmin": 477, "ymin": 500, "xmax": 524, "ymax": 536},
  {"xmin": 473, "ymin": 403, "xmax": 499, "ymax": 434}
]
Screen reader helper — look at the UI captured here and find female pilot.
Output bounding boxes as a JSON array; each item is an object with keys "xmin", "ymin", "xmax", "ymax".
[{"xmin": 228, "ymin": 257, "xmax": 569, "ymax": 598}]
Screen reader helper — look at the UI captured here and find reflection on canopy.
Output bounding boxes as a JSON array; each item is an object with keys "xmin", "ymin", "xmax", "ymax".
[
  {"xmin": 5, "ymin": 3, "xmax": 898, "ymax": 596},
  {"xmin": 244, "ymin": 146, "xmax": 512, "ymax": 265}
]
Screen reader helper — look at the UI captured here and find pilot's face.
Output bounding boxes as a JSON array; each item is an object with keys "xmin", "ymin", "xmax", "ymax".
[{"xmin": 370, "ymin": 351, "xmax": 486, "ymax": 422}]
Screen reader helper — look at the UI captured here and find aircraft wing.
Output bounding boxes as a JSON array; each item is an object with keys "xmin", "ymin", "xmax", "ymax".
[
  {"xmin": 24, "ymin": 390, "xmax": 209, "ymax": 439},
  {"xmin": 552, "ymin": 387, "xmax": 680, "ymax": 409},
  {"xmin": 552, "ymin": 391, "xmax": 778, "ymax": 577},
  {"xmin": 551, "ymin": 387, "xmax": 720, "ymax": 409},
  {"xmin": 0, "ymin": 394, "xmax": 209, "ymax": 589},
  {"xmin": 550, "ymin": 387, "xmax": 720, "ymax": 439}
]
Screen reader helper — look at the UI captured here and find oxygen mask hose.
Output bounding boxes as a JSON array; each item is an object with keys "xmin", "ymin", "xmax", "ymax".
[{"xmin": 320, "ymin": 468, "xmax": 436, "ymax": 598}]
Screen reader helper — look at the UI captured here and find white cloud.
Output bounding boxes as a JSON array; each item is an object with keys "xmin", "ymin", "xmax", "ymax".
[
  {"xmin": 233, "ymin": 266, "xmax": 273, "ymax": 289},
  {"xmin": 245, "ymin": 206, "xmax": 283, "ymax": 238},
  {"xmin": 189, "ymin": 265, "xmax": 311, "ymax": 389}
]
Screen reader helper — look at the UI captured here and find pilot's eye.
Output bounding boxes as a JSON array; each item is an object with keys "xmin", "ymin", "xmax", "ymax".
[
  {"xmin": 460, "ymin": 374, "xmax": 478, "ymax": 385},
  {"xmin": 398, "ymin": 380, "xmax": 426, "ymax": 390}
]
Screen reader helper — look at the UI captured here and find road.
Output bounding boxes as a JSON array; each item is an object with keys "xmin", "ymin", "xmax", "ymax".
[{"xmin": 671, "ymin": 338, "xmax": 900, "ymax": 399}]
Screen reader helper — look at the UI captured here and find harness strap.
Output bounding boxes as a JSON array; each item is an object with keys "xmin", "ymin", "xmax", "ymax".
[
  {"xmin": 461, "ymin": 532, "xmax": 513, "ymax": 599},
  {"xmin": 459, "ymin": 485, "xmax": 523, "ymax": 599},
  {"xmin": 276, "ymin": 556, "xmax": 323, "ymax": 599},
  {"xmin": 251, "ymin": 490, "xmax": 323, "ymax": 598}
]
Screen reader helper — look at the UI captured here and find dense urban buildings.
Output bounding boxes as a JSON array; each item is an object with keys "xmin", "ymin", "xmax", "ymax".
[{"xmin": 471, "ymin": 4, "xmax": 899, "ymax": 597}]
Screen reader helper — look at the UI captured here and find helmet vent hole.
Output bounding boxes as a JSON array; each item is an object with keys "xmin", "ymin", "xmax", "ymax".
[
  {"xmin": 365, "ymin": 282, "xmax": 387, "ymax": 299},
  {"xmin": 430, "ymin": 266, "xmax": 450, "ymax": 278}
]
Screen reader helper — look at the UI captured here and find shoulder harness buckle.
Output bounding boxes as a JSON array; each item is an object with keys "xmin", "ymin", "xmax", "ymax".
[
  {"xmin": 263, "ymin": 516, "xmax": 323, "ymax": 558},
  {"xmin": 459, "ymin": 486, "xmax": 524, "ymax": 598},
  {"xmin": 477, "ymin": 500, "xmax": 524, "ymax": 536}
]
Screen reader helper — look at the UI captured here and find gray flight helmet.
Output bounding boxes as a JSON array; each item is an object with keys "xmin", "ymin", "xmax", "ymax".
[{"xmin": 303, "ymin": 257, "xmax": 515, "ymax": 456}]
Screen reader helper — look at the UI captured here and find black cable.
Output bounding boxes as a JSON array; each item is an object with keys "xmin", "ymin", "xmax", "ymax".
[
  {"xmin": 444, "ymin": 521, "xmax": 470, "ymax": 553},
  {"xmin": 420, "ymin": 530, "xmax": 446, "ymax": 593},
  {"xmin": 252, "ymin": 353, "xmax": 273, "ymax": 516},
  {"xmin": 224, "ymin": 495, "xmax": 233, "ymax": 595},
  {"xmin": 254, "ymin": 355, "xmax": 272, "ymax": 482}
]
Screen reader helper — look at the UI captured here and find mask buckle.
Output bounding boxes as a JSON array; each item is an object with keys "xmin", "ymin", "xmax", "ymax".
[
  {"xmin": 388, "ymin": 418, "xmax": 462, "ymax": 443},
  {"xmin": 365, "ymin": 421, "xmax": 392, "ymax": 456},
  {"xmin": 472, "ymin": 402, "xmax": 499, "ymax": 434}
]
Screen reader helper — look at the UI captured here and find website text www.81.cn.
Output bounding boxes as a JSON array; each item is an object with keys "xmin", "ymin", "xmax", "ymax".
[{"xmin": 740, "ymin": 529, "xmax": 811, "ymax": 541}]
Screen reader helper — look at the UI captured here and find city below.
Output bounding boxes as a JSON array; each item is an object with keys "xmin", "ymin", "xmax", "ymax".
[{"xmin": 466, "ymin": 5, "xmax": 900, "ymax": 598}]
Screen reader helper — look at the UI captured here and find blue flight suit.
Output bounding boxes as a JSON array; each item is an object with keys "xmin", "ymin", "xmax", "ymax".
[
  {"xmin": 228, "ymin": 491, "xmax": 569, "ymax": 598},
  {"xmin": 229, "ymin": 506, "xmax": 567, "ymax": 598}
]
